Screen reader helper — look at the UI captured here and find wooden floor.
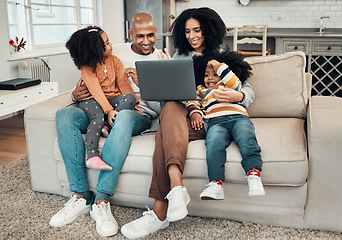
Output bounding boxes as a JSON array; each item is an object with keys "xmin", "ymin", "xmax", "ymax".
[{"xmin": 0, "ymin": 113, "xmax": 27, "ymax": 166}]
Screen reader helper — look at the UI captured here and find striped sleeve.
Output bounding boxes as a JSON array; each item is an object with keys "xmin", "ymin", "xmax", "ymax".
[
  {"xmin": 186, "ymin": 86, "xmax": 204, "ymax": 117},
  {"xmin": 214, "ymin": 63, "xmax": 242, "ymax": 91}
]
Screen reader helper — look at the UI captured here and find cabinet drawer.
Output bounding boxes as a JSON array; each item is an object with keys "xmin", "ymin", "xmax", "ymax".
[
  {"xmin": 284, "ymin": 41, "xmax": 310, "ymax": 54},
  {"xmin": 312, "ymin": 42, "xmax": 342, "ymax": 55}
]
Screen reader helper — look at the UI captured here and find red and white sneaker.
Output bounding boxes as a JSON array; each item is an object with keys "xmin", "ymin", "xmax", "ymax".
[
  {"xmin": 86, "ymin": 156, "xmax": 112, "ymax": 171},
  {"xmin": 200, "ymin": 180, "xmax": 224, "ymax": 200},
  {"xmin": 247, "ymin": 168, "xmax": 265, "ymax": 196}
]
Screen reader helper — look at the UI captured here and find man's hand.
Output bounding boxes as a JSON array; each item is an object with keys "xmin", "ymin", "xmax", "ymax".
[
  {"xmin": 157, "ymin": 48, "xmax": 172, "ymax": 60},
  {"xmin": 125, "ymin": 68, "xmax": 139, "ymax": 87},
  {"xmin": 107, "ymin": 109, "xmax": 118, "ymax": 126},
  {"xmin": 72, "ymin": 79, "xmax": 91, "ymax": 102},
  {"xmin": 211, "ymin": 86, "xmax": 244, "ymax": 103},
  {"xmin": 190, "ymin": 112, "xmax": 204, "ymax": 130}
]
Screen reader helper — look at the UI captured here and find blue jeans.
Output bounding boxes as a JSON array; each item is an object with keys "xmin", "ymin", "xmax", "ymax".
[
  {"xmin": 205, "ymin": 115, "xmax": 262, "ymax": 182},
  {"xmin": 55, "ymin": 106, "xmax": 151, "ymax": 195}
]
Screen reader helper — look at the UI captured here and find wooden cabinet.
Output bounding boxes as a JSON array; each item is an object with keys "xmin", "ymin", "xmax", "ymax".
[
  {"xmin": 0, "ymin": 82, "xmax": 58, "ymax": 118},
  {"xmin": 276, "ymin": 38, "xmax": 342, "ymax": 97}
]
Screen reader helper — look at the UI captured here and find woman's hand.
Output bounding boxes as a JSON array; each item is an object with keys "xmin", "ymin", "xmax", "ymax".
[
  {"xmin": 125, "ymin": 68, "xmax": 139, "ymax": 87},
  {"xmin": 211, "ymin": 86, "xmax": 244, "ymax": 103},
  {"xmin": 107, "ymin": 109, "xmax": 118, "ymax": 126},
  {"xmin": 72, "ymin": 79, "xmax": 91, "ymax": 102},
  {"xmin": 157, "ymin": 48, "xmax": 172, "ymax": 60},
  {"xmin": 190, "ymin": 112, "xmax": 204, "ymax": 130}
]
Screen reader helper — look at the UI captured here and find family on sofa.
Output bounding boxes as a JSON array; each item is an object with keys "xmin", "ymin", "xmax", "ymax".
[{"xmin": 48, "ymin": 8, "xmax": 268, "ymax": 238}]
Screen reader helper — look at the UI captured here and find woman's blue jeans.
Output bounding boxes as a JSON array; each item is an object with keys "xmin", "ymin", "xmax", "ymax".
[
  {"xmin": 205, "ymin": 114, "xmax": 262, "ymax": 182},
  {"xmin": 55, "ymin": 106, "xmax": 151, "ymax": 195}
]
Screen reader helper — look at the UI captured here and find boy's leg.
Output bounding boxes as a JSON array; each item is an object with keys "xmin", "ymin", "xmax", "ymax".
[
  {"xmin": 230, "ymin": 115, "xmax": 262, "ymax": 173},
  {"xmin": 205, "ymin": 121, "xmax": 231, "ymax": 182},
  {"xmin": 230, "ymin": 115, "xmax": 264, "ymax": 196}
]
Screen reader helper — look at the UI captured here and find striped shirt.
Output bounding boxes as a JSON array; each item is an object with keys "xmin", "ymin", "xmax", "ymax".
[{"xmin": 186, "ymin": 63, "xmax": 249, "ymax": 119}]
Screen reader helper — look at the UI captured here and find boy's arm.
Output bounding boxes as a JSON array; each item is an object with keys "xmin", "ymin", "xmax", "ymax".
[
  {"xmin": 213, "ymin": 62, "xmax": 242, "ymax": 91},
  {"xmin": 186, "ymin": 87, "xmax": 204, "ymax": 118}
]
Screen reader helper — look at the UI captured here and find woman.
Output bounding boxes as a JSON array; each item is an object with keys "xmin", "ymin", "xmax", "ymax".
[{"xmin": 121, "ymin": 7, "xmax": 255, "ymax": 239}]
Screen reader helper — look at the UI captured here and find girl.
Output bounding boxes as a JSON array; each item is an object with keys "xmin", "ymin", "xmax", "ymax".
[{"xmin": 66, "ymin": 26, "xmax": 139, "ymax": 171}]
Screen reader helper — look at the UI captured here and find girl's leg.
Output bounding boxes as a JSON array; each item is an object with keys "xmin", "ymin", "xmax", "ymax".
[
  {"xmin": 205, "ymin": 121, "xmax": 231, "ymax": 182},
  {"xmin": 96, "ymin": 110, "xmax": 151, "ymax": 195},
  {"xmin": 79, "ymin": 99, "xmax": 111, "ymax": 171}
]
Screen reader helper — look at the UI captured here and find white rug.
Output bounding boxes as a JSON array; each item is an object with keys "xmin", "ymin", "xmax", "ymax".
[{"xmin": 1, "ymin": 156, "xmax": 341, "ymax": 240}]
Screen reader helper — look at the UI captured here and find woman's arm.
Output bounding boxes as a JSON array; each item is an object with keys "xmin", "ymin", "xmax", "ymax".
[{"xmin": 211, "ymin": 81, "xmax": 254, "ymax": 108}]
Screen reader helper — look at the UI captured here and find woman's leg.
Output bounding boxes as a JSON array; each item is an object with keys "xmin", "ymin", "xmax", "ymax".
[
  {"xmin": 55, "ymin": 106, "xmax": 89, "ymax": 193},
  {"xmin": 96, "ymin": 110, "xmax": 151, "ymax": 195},
  {"xmin": 149, "ymin": 101, "xmax": 190, "ymax": 201}
]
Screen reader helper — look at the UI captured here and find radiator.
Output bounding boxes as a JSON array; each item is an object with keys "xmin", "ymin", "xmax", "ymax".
[{"xmin": 18, "ymin": 58, "xmax": 51, "ymax": 82}]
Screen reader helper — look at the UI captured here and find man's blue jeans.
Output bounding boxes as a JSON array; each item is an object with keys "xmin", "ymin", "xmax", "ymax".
[
  {"xmin": 55, "ymin": 106, "xmax": 151, "ymax": 195},
  {"xmin": 205, "ymin": 114, "xmax": 262, "ymax": 182}
]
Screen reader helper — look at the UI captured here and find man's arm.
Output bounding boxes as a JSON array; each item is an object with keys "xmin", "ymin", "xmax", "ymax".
[{"xmin": 72, "ymin": 79, "xmax": 91, "ymax": 102}]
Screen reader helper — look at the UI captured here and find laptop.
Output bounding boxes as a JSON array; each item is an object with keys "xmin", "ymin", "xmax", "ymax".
[
  {"xmin": 135, "ymin": 59, "xmax": 197, "ymax": 101},
  {"xmin": 0, "ymin": 78, "xmax": 41, "ymax": 90}
]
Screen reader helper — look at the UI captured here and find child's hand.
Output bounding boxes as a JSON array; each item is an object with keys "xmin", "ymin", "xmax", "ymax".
[
  {"xmin": 190, "ymin": 112, "xmax": 204, "ymax": 130},
  {"xmin": 107, "ymin": 110, "xmax": 118, "ymax": 126},
  {"xmin": 125, "ymin": 68, "xmax": 139, "ymax": 87},
  {"xmin": 207, "ymin": 59, "xmax": 221, "ymax": 69}
]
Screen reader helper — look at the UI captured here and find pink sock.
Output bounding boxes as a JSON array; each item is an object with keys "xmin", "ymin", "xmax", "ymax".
[{"xmin": 86, "ymin": 156, "xmax": 112, "ymax": 171}]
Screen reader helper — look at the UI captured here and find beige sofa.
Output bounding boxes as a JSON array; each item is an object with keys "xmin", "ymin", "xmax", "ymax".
[{"xmin": 24, "ymin": 51, "xmax": 342, "ymax": 233}]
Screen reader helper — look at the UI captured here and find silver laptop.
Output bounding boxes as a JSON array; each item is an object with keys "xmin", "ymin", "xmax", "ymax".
[{"xmin": 135, "ymin": 59, "xmax": 197, "ymax": 101}]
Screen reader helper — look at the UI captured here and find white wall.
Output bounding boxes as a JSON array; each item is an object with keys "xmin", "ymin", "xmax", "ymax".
[
  {"xmin": 0, "ymin": 0, "xmax": 125, "ymax": 93},
  {"xmin": 175, "ymin": 0, "xmax": 342, "ymax": 29}
]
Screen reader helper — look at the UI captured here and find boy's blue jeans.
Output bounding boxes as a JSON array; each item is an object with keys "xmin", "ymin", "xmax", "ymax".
[
  {"xmin": 205, "ymin": 114, "xmax": 262, "ymax": 182},
  {"xmin": 55, "ymin": 106, "xmax": 151, "ymax": 196}
]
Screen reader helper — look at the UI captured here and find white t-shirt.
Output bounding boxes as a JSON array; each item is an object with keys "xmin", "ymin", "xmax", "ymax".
[
  {"xmin": 112, "ymin": 43, "xmax": 161, "ymax": 120},
  {"xmin": 112, "ymin": 43, "xmax": 159, "ymax": 93}
]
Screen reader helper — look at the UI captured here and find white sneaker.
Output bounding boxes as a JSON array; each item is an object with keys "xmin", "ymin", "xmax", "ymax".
[
  {"xmin": 200, "ymin": 181, "xmax": 225, "ymax": 200},
  {"xmin": 247, "ymin": 175, "xmax": 265, "ymax": 196},
  {"xmin": 165, "ymin": 186, "xmax": 190, "ymax": 222},
  {"xmin": 121, "ymin": 207, "xmax": 169, "ymax": 239},
  {"xmin": 49, "ymin": 194, "xmax": 90, "ymax": 227},
  {"xmin": 90, "ymin": 202, "xmax": 118, "ymax": 237}
]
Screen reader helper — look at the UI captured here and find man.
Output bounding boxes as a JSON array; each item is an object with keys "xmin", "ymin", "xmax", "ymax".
[{"xmin": 49, "ymin": 13, "xmax": 160, "ymax": 237}]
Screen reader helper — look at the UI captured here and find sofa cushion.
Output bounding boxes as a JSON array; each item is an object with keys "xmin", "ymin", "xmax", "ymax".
[
  {"xmin": 54, "ymin": 118, "xmax": 308, "ymax": 187},
  {"xmin": 246, "ymin": 51, "xmax": 308, "ymax": 119}
]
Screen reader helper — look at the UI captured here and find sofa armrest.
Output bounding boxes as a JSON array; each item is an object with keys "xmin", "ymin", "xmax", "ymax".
[
  {"xmin": 305, "ymin": 96, "xmax": 342, "ymax": 232},
  {"xmin": 24, "ymin": 91, "xmax": 76, "ymax": 194}
]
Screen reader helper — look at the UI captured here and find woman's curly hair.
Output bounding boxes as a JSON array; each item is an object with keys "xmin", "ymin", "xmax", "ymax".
[
  {"xmin": 171, "ymin": 7, "xmax": 226, "ymax": 56},
  {"xmin": 65, "ymin": 26, "xmax": 105, "ymax": 72},
  {"xmin": 193, "ymin": 50, "xmax": 252, "ymax": 87}
]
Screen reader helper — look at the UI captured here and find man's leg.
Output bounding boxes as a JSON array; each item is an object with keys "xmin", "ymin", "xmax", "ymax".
[
  {"xmin": 50, "ymin": 106, "xmax": 93, "ymax": 228},
  {"xmin": 90, "ymin": 110, "xmax": 151, "ymax": 237}
]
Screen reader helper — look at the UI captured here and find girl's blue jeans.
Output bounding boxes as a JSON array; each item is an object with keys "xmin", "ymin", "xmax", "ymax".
[
  {"xmin": 205, "ymin": 114, "xmax": 262, "ymax": 182},
  {"xmin": 55, "ymin": 106, "xmax": 151, "ymax": 196}
]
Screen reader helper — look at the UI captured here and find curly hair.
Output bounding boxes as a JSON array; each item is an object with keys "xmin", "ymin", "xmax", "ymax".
[
  {"xmin": 193, "ymin": 50, "xmax": 252, "ymax": 87},
  {"xmin": 171, "ymin": 7, "xmax": 226, "ymax": 56},
  {"xmin": 65, "ymin": 26, "xmax": 105, "ymax": 72}
]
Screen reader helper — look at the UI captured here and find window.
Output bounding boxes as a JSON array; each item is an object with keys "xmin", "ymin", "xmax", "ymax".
[{"xmin": 7, "ymin": 0, "xmax": 98, "ymax": 58}]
